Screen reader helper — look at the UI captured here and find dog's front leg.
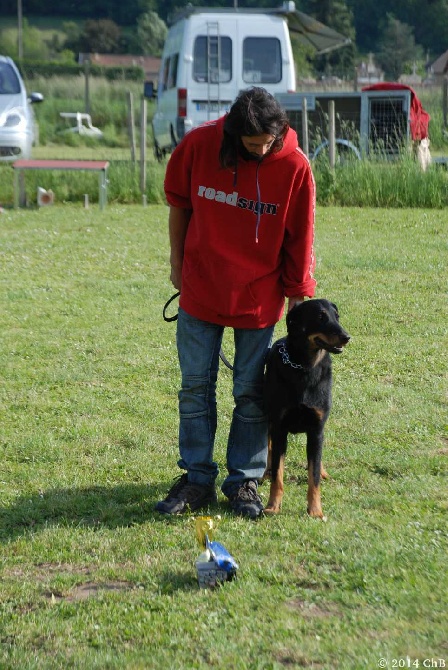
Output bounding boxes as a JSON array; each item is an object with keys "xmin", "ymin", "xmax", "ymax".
[
  {"xmin": 306, "ymin": 431, "xmax": 325, "ymax": 519},
  {"xmin": 265, "ymin": 454, "xmax": 285, "ymax": 514},
  {"xmin": 307, "ymin": 466, "xmax": 323, "ymax": 518},
  {"xmin": 265, "ymin": 431, "xmax": 287, "ymax": 515}
]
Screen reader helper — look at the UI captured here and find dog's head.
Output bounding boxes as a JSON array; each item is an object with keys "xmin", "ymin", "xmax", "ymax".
[{"xmin": 286, "ymin": 299, "xmax": 351, "ymax": 354}]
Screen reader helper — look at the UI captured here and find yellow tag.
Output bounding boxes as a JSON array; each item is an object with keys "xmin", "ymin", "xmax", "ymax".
[{"xmin": 193, "ymin": 515, "xmax": 220, "ymax": 548}]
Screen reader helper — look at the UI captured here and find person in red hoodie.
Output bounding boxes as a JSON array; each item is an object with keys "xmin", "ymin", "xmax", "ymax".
[{"xmin": 156, "ymin": 87, "xmax": 316, "ymax": 519}]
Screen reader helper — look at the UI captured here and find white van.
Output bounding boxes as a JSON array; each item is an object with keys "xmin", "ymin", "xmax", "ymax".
[{"xmin": 151, "ymin": 4, "xmax": 297, "ymax": 159}]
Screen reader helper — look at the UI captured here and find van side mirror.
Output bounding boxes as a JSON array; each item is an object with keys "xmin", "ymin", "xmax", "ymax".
[{"xmin": 144, "ymin": 81, "xmax": 156, "ymax": 99}]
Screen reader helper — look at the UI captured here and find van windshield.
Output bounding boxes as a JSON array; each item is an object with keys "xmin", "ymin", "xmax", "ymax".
[
  {"xmin": 193, "ymin": 36, "xmax": 232, "ymax": 83},
  {"xmin": 243, "ymin": 37, "xmax": 282, "ymax": 84}
]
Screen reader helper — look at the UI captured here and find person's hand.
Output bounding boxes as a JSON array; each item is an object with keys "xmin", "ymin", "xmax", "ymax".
[
  {"xmin": 287, "ymin": 296, "xmax": 304, "ymax": 312},
  {"xmin": 170, "ymin": 265, "xmax": 182, "ymax": 291}
]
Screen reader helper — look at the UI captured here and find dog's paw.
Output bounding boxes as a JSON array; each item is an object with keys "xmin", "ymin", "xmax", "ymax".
[
  {"xmin": 264, "ymin": 500, "xmax": 282, "ymax": 515},
  {"xmin": 307, "ymin": 505, "xmax": 325, "ymax": 520}
]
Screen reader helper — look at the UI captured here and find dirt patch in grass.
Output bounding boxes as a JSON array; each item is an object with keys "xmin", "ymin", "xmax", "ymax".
[
  {"xmin": 274, "ymin": 649, "xmax": 325, "ymax": 668},
  {"xmin": 286, "ymin": 598, "xmax": 340, "ymax": 618},
  {"xmin": 44, "ymin": 580, "xmax": 134, "ymax": 602},
  {"xmin": 66, "ymin": 580, "xmax": 134, "ymax": 601}
]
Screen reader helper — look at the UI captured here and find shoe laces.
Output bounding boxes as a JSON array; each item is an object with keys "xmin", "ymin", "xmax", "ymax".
[
  {"xmin": 166, "ymin": 474, "xmax": 206, "ymax": 502},
  {"xmin": 235, "ymin": 481, "xmax": 260, "ymax": 502}
]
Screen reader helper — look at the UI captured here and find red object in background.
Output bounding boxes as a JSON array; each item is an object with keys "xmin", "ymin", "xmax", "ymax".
[{"xmin": 362, "ymin": 83, "xmax": 430, "ymax": 141}]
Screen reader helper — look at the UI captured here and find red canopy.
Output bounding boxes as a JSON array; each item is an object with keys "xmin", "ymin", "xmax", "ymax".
[{"xmin": 362, "ymin": 83, "xmax": 430, "ymax": 141}]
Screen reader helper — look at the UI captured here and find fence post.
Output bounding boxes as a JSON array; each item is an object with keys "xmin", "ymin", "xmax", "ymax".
[
  {"xmin": 84, "ymin": 60, "xmax": 91, "ymax": 116},
  {"xmin": 443, "ymin": 77, "xmax": 448, "ymax": 129},
  {"xmin": 301, "ymin": 96, "xmax": 309, "ymax": 157},
  {"xmin": 328, "ymin": 100, "xmax": 336, "ymax": 169},
  {"xmin": 140, "ymin": 97, "xmax": 147, "ymax": 194},
  {"xmin": 127, "ymin": 91, "xmax": 137, "ymax": 164},
  {"xmin": 18, "ymin": 171, "xmax": 26, "ymax": 207}
]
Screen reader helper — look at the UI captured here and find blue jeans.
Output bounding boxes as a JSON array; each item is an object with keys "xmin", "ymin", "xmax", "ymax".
[{"xmin": 176, "ymin": 308, "xmax": 274, "ymax": 497}]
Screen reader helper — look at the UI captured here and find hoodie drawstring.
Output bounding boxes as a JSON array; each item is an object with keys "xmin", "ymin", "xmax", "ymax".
[
  {"xmin": 233, "ymin": 147, "xmax": 263, "ymax": 244},
  {"xmin": 255, "ymin": 162, "xmax": 262, "ymax": 244}
]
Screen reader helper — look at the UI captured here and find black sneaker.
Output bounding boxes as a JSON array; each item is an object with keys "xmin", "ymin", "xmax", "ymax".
[
  {"xmin": 228, "ymin": 480, "xmax": 264, "ymax": 519},
  {"xmin": 155, "ymin": 473, "xmax": 217, "ymax": 515}
]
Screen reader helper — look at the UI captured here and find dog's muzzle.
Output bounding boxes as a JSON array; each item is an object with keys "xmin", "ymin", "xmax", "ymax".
[{"xmin": 313, "ymin": 333, "xmax": 351, "ymax": 354}]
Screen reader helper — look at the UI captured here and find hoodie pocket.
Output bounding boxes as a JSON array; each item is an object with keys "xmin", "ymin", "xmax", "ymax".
[{"xmin": 184, "ymin": 255, "xmax": 258, "ymax": 319}]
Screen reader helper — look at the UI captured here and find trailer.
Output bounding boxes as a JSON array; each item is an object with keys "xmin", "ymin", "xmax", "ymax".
[{"xmin": 276, "ymin": 84, "xmax": 430, "ymax": 160}]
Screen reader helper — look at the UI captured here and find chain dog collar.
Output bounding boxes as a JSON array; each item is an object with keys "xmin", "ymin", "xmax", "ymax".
[{"xmin": 277, "ymin": 342, "xmax": 304, "ymax": 369}]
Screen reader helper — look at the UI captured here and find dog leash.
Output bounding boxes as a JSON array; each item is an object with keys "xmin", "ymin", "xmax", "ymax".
[
  {"xmin": 162, "ymin": 291, "xmax": 181, "ymax": 322},
  {"xmin": 163, "ymin": 292, "xmax": 234, "ymax": 371}
]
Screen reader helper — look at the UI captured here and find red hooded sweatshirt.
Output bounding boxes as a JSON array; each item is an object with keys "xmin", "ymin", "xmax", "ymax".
[{"xmin": 164, "ymin": 115, "xmax": 316, "ymax": 329}]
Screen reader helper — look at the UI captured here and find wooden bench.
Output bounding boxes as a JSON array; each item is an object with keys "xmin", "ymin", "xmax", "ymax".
[{"xmin": 12, "ymin": 159, "xmax": 110, "ymax": 210}]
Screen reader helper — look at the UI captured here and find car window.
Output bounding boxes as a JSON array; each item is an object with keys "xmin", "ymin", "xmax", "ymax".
[
  {"xmin": 193, "ymin": 36, "xmax": 232, "ymax": 83},
  {"xmin": 243, "ymin": 37, "xmax": 282, "ymax": 84},
  {"xmin": 0, "ymin": 63, "xmax": 21, "ymax": 95}
]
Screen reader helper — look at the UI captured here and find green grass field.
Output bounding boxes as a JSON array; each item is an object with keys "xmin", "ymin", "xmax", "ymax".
[{"xmin": 1, "ymin": 204, "xmax": 447, "ymax": 669}]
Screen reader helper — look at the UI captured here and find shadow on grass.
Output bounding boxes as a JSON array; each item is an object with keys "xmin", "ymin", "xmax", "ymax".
[{"xmin": 0, "ymin": 482, "xmax": 196, "ymax": 543}]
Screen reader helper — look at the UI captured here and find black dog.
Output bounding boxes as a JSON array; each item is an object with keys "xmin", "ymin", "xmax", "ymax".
[{"xmin": 263, "ymin": 299, "xmax": 350, "ymax": 518}]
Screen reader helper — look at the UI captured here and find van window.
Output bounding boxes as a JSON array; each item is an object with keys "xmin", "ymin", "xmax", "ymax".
[
  {"xmin": 193, "ymin": 36, "xmax": 232, "ymax": 83},
  {"xmin": 160, "ymin": 58, "xmax": 169, "ymax": 93},
  {"xmin": 167, "ymin": 54, "xmax": 179, "ymax": 89},
  {"xmin": 160, "ymin": 54, "xmax": 179, "ymax": 92},
  {"xmin": 243, "ymin": 37, "xmax": 282, "ymax": 84}
]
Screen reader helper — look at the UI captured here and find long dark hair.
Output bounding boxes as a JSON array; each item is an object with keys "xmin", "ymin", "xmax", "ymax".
[{"xmin": 219, "ymin": 87, "xmax": 290, "ymax": 168}]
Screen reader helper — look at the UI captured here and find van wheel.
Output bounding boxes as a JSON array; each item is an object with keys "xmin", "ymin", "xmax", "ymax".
[
  {"xmin": 154, "ymin": 140, "xmax": 164, "ymax": 163},
  {"xmin": 170, "ymin": 126, "xmax": 179, "ymax": 150}
]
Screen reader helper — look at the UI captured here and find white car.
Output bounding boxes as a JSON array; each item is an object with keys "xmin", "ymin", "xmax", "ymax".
[{"xmin": 0, "ymin": 55, "xmax": 43, "ymax": 162}]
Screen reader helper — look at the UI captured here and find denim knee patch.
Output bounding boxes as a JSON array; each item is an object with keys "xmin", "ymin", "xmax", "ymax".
[{"xmin": 179, "ymin": 374, "xmax": 216, "ymax": 418}]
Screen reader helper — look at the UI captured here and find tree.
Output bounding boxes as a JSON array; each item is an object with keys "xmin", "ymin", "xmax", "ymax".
[
  {"xmin": 376, "ymin": 14, "xmax": 422, "ymax": 81},
  {"xmin": 410, "ymin": 0, "xmax": 448, "ymax": 56},
  {"xmin": 0, "ymin": 27, "xmax": 17, "ymax": 59},
  {"xmin": 306, "ymin": 0, "xmax": 357, "ymax": 78},
  {"xmin": 61, "ymin": 21, "xmax": 82, "ymax": 54},
  {"xmin": 135, "ymin": 11, "xmax": 167, "ymax": 56},
  {"xmin": 0, "ymin": 18, "xmax": 50, "ymax": 60},
  {"xmin": 290, "ymin": 34, "xmax": 315, "ymax": 81},
  {"xmin": 79, "ymin": 19, "xmax": 122, "ymax": 54},
  {"xmin": 346, "ymin": 0, "xmax": 386, "ymax": 53}
]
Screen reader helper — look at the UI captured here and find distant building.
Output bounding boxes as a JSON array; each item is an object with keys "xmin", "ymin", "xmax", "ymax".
[
  {"xmin": 399, "ymin": 63, "xmax": 422, "ymax": 86},
  {"xmin": 427, "ymin": 49, "xmax": 448, "ymax": 84},
  {"xmin": 79, "ymin": 53, "xmax": 161, "ymax": 84},
  {"xmin": 355, "ymin": 53, "xmax": 384, "ymax": 86}
]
